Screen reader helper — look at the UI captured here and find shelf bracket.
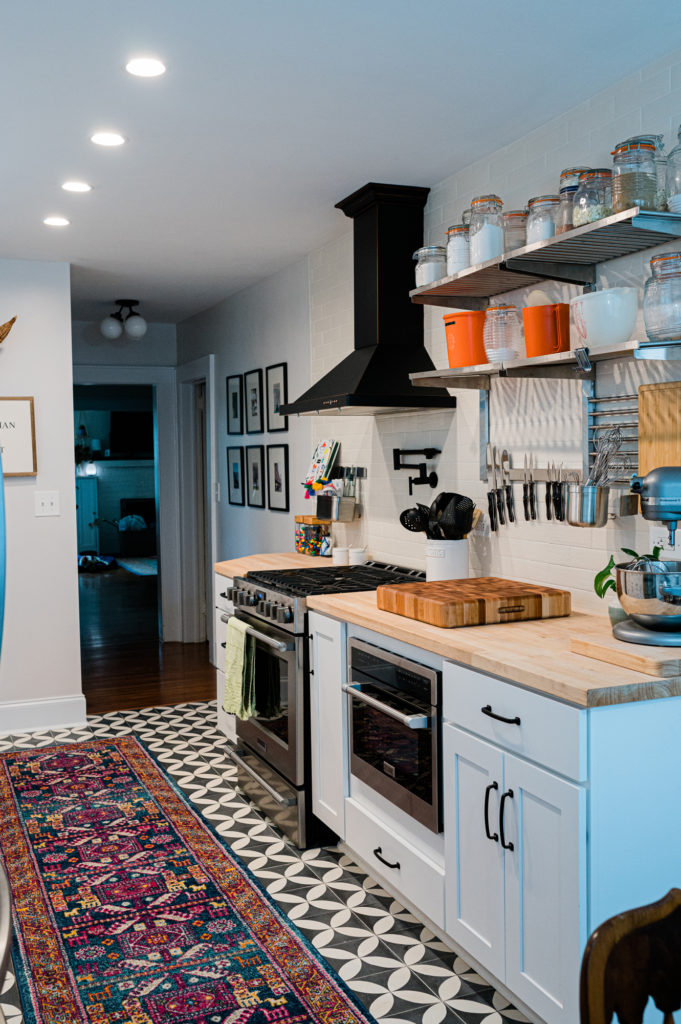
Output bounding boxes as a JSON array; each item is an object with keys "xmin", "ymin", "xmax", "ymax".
[
  {"xmin": 501, "ymin": 258, "xmax": 597, "ymax": 287},
  {"xmin": 631, "ymin": 211, "xmax": 681, "ymax": 236}
]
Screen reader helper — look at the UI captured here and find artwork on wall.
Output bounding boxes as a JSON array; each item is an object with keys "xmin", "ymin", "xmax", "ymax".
[
  {"xmin": 267, "ymin": 444, "xmax": 289, "ymax": 512},
  {"xmin": 226, "ymin": 375, "xmax": 243, "ymax": 435},
  {"xmin": 244, "ymin": 369, "xmax": 263, "ymax": 434},
  {"xmin": 226, "ymin": 446, "xmax": 245, "ymax": 505},
  {"xmin": 266, "ymin": 362, "xmax": 288, "ymax": 432},
  {"xmin": 0, "ymin": 396, "xmax": 37, "ymax": 476},
  {"xmin": 246, "ymin": 445, "xmax": 265, "ymax": 508}
]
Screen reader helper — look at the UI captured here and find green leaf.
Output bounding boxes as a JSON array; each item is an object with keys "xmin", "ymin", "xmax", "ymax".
[
  {"xmin": 594, "ymin": 556, "xmax": 616, "ymax": 598},
  {"xmin": 652, "ymin": 545, "xmax": 663, "ymax": 560},
  {"xmin": 621, "ymin": 547, "xmax": 640, "ymax": 559}
]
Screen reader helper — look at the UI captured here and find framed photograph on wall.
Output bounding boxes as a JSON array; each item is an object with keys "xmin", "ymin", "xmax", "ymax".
[
  {"xmin": 246, "ymin": 445, "xmax": 265, "ymax": 508},
  {"xmin": 226, "ymin": 375, "xmax": 243, "ymax": 435},
  {"xmin": 244, "ymin": 369, "xmax": 263, "ymax": 434},
  {"xmin": 267, "ymin": 444, "xmax": 289, "ymax": 512},
  {"xmin": 266, "ymin": 362, "xmax": 288, "ymax": 432},
  {"xmin": 0, "ymin": 396, "xmax": 37, "ymax": 476},
  {"xmin": 226, "ymin": 446, "xmax": 245, "ymax": 505}
]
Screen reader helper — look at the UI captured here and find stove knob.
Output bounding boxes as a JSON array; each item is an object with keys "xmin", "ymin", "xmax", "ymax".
[
  {"xmin": 244, "ymin": 593, "xmax": 257, "ymax": 607},
  {"xmin": 269, "ymin": 604, "xmax": 279, "ymax": 620},
  {"xmin": 224, "ymin": 587, "xmax": 234, "ymax": 601},
  {"xmin": 257, "ymin": 600, "xmax": 266, "ymax": 615},
  {"xmin": 277, "ymin": 605, "xmax": 293, "ymax": 624}
]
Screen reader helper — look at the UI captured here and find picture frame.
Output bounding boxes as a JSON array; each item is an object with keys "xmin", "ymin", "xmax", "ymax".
[
  {"xmin": 267, "ymin": 444, "xmax": 289, "ymax": 512},
  {"xmin": 244, "ymin": 368, "xmax": 263, "ymax": 434},
  {"xmin": 246, "ymin": 445, "xmax": 265, "ymax": 508},
  {"xmin": 226, "ymin": 375, "xmax": 243, "ymax": 435},
  {"xmin": 266, "ymin": 362, "xmax": 288, "ymax": 432},
  {"xmin": 0, "ymin": 396, "xmax": 37, "ymax": 476},
  {"xmin": 226, "ymin": 446, "xmax": 245, "ymax": 506}
]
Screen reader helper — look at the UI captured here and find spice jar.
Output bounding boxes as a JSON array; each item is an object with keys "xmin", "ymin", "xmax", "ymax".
[
  {"xmin": 469, "ymin": 194, "xmax": 504, "ymax": 265},
  {"xmin": 445, "ymin": 224, "xmax": 470, "ymax": 275},
  {"xmin": 611, "ymin": 139, "xmax": 657, "ymax": 213},
  {"xmin": 483, "ymin": 304, "xmax": 523, "ymax": 363},
  {"xmin": 643, "ymin": 252, "xmax": 681, "ymax": 343},
  {"xmin": 526, "ymin": 195, "xmax": 560, "ymax": 243},
  {"xmin": 573, "ymin": 169, "xmax": 613, "ymax": 226},
  {"xmin": 413, "ymin": 246, "xmax": 447, "ymax": 287},
  {"xmin": 666, "ymin": 125, "xmax": 681, "ymax": 213},
  {"xmin": 556, "ymin": 186, "xmax": 578, "ymax": 233},
  {"xmin": 559, "ymin": 166, "xmax": 591, "ymax": 190},
  {"xmin": 503, "ymin": 210, "xmax": 527, "ymax": 251}
]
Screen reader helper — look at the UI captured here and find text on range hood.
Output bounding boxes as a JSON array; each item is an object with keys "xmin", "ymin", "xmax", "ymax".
[{"xmin": 281, "ymin": 182, "xmax": 457, "ymax": 416}]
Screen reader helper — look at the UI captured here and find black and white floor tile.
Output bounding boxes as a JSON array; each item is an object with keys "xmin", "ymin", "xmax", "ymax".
[{"xmin": 0, "ymin": 702, "xmax": 530, "ymax": 1024}]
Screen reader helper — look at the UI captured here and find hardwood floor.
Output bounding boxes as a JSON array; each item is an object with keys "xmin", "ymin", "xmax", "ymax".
[{"xmin": 79, "ymin": 568, "xmax": 216, "ymax": 715}]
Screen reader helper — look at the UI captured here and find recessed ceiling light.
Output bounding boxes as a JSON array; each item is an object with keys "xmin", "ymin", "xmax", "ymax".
[
  {"xmin": 126, "ymin": 57, "xmax": 166, "ymax": 77},
  {"xmin": 43, "ymin": 216, "xmax": 70, "ymax": 227},
  {"xmin": 90, "ymin": 131, "xmax": 126, "ymax": 147},
  {"xmin": 62, "ymin": 181, "xmax": 92, "ymax": 193}
]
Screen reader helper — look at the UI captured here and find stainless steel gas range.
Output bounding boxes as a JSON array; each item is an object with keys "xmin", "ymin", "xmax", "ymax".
[{"xmin": 222, "ymin": 562, "xmax": 425, "ymax": 847}]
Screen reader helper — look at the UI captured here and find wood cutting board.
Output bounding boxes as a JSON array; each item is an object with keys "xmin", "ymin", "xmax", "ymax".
[
  {"xmin": 376, "ymin": 577, "xmax": 571, "ymax": 628},
  {"xmin": 639, "ymin": 381, "xmax": 681, "ymax": 476},
  {"xmin": 570, "ymin": 630, "xmax": 681, "ymax": 677}
]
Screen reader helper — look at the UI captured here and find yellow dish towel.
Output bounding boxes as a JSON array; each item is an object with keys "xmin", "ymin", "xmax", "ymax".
[{"xmin": 223, "ymin": 617, "xmax": 255, "ymax": 720}]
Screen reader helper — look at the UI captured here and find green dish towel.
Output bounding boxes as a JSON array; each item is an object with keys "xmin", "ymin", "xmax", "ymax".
[{"xmin": 222, "ymin": 618, "xmax": 256, "ymax": 720}]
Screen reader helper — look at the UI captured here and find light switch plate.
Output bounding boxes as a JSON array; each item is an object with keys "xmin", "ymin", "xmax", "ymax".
[{"xmin": 35, "ymin": 491, "xmax": 60, "ymax": 517}]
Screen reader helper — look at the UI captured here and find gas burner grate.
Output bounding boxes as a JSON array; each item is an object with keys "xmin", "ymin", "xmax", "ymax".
[{"xmin": 245, "ymin": 562, "xmax": 424, "ymax": 597}]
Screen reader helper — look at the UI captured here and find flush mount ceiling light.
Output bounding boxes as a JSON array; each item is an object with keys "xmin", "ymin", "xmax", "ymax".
[
  {"xmin": 43, "ymin": 215, "xmax": 70, "ymax": 227},
  {"xmin": 100, "ymin": 299, "xmax": 148, "ymax": 341},
  {"xmin": 125, "ymin": 56, "xmax": 166, "ymax": 77},
  {"xmin": 62, "ymin": 180, "xmax": 92, "ymax": 192},
  {"xmin": 90, "ymin": 131, "xmax": 126, "ymax": 147}
]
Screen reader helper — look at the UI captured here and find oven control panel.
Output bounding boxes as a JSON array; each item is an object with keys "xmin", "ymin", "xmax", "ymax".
[{"xmin": 229, "ymin": 578, "xmax": 299, "ymax": 632}]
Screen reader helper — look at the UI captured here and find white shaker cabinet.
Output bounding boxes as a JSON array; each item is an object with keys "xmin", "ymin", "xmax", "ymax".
[
  {"xmin": 308, "ymin": 611, "xmax": 347, "ymax": 837},
  {"xmin": 214, "ymin": 573, "xmax": 236, "ymax": 744}
]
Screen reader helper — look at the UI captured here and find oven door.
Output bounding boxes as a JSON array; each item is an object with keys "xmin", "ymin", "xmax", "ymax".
[{"xmin": 231, "ymin": 609, "xmax": 305, "ymax": 785}]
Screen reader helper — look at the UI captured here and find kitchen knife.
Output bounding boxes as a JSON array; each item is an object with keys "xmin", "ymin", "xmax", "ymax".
[
  {"xmin": 553, "ymin": 462, "xmax": 564, "ymax": 521},
  {"xmin": 493, "ymin": 446, "xmax": 506, "ymax": 526},
  {"xmin": 522, "ymin": 455, "xmax": 531, "ymax": 521},
  {"xmin": 487, "ymin": 444, "xmax": 498, "ymax": 532},
  {"xmin": 529, "ymin": 455, "xmax": 537, "ymax": 520},
  {"xmin": 501, "ymin": 449, "xmax": 515, "ymax": 523},
  {"xmin": 545, "ymin": 461, "xmax": 553, "ymax": 521}
]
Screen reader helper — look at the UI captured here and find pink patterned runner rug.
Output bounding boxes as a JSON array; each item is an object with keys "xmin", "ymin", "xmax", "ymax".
[{"xmin": 0, "ymin": 736, "xmax": 375, "ymax": 1024}]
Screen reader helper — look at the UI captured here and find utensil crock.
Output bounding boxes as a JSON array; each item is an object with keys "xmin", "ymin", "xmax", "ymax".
[{"xmin": 567, "ymin": 483, "xmax": 609, "ymax": 527}]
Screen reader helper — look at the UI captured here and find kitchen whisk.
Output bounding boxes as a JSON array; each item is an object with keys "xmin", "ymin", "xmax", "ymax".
[{"xmin": 587, "ymin": 427, "xmax": 623, "ymax": 486}]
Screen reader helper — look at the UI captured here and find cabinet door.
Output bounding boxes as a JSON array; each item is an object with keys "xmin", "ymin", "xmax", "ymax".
[
  {"xmin": 443, "ymin": 724, "xmax": 505, "ymax": 980},
  {"xmin": 75, "ymin": 477, "xmax": 99, "ymax": 554},
  {"xmin": 309, "ymin": 612, "xmax": 347, "ymax": 837},
  {"xmin": 503, "ymin": 754, "xmax": 586, "ymax": 1024}
]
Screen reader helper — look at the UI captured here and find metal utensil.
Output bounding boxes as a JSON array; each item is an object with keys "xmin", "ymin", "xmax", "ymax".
[
  {"xmin": 545, "ymin": 461, "xmax": 553, "ymax": 521},
  {"xmin": 553, "ymin": 462, "xmax": 564, "ymax": 521},
  {"xmin": 493, "ymin": 447, "xmax": 506, "ymax": 526},
  {"xmin": 487, "ymin": 444, "xmax": 498, "ymax": 532},
  {"xmin": 522, "ymin": 455, "xmax": 531, "ymax": 521},
  {"xmin": 529, "ymin": 454, "xmax": 537, "ymax": 520},
  {"xmin": 501, "ymin": 449, "xmax": 515, "ymax": 523}
]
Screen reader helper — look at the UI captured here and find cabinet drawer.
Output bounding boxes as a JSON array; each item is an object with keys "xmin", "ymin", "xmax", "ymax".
[
  {"xmin": 215, "ymin": 610, "xmax": 229, "ymax": 661},
  {"xmin": 214, "ymin": 574, "xmax": 233, "ymax": 613},
  {"xmin": 344, "ymin": 798, "xmax": 444, "ymax": 928},
  {"xmin": 443, "ymin": 662, "xmax": 586, "ymax": 781}
]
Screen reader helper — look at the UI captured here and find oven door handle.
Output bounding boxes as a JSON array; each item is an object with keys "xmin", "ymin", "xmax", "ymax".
[
  {"xmin": 342, "ymin": 683, "xmax": 430, "ymax": 730},
  {"xmin": 220, "ymin": 614, "xmax": 293, "ymax": 653},
  {"xmin": 227, "ymin": 748, "xmax": 297, "ymax": 807}
]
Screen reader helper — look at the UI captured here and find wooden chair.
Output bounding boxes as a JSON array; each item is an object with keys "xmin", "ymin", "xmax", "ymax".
[{"xmin": 580, "ymin": 888, "xmax": 681, "ymax": 1024}]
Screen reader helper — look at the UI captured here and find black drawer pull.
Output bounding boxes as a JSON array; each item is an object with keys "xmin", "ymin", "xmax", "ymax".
[
  {"xmin": 373, "ymin": 846, "xmax": 400, "ymax": 870},
  {"xmin": 499, "ymin": 788, "xmax": 514, "ymax": 851},
  {"xmin": 484, "ymin": 781, "xmax": 499, "ymax": 842},
  {"xmin": 221, "ymin": 642, "xmax": 226, "ymax": 648},
  {"xmin": 481, "ymin": 704, "xmax": 521, "ymax": 726}
]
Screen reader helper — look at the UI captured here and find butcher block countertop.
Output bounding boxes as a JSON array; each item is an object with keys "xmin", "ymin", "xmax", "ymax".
[
  {"xmin": 215, "ymin": 552, "xmax": 322, "ymax": 578},
  {"xmin": 306, "ymin": 591, "xmax": 681, "ymax": 708}
]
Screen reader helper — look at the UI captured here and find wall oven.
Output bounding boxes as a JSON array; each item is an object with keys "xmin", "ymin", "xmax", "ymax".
[{"xmin": 344, "ymin": 638, "xmax": 442, "ymax": 833}]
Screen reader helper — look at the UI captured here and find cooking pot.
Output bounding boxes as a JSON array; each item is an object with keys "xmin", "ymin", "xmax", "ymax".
[{"xmin": 616, "ymin": 560, "xmax": 681, "ymax": 630}]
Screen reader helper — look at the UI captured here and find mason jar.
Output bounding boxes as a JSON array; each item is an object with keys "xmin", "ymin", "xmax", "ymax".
[
  {"xmin": 573, "ymin": 169, "xmax": 613, "ymax": 226},
  {"xmin": 413, "ymin": 246, "xmax": 447, "ymax": 287},
  {"xmin": 643, "ymin": 252, "xmax": 681, "ymax": 343},
  {"xmin": 483, "ymin": 304, "xmax": 523, "ymax": 363},
  {"xmin": 612, "ymin": 139, "xmax": 657, "ymax": 213},
  {"xmin": 461, "ymin": 208, "xmax": 472, "ymax": 228},
  {"xmin": 666, "ymin": 125, "xmax": 681, "ymax": 213},
  {"xmin": 469, "ymin": 194, "xmax": 504, "ymax": 265},
  {"xmin": 559, "ymin": 166, "xmax": 591, "ymax": 190},
  {"xmin": 446, "ymin": 224, "xmax": 470, "ymax": 275},
  {"xmin": 503, "ymin": 210, "xmax": 527, "ymax": 251},
  {"xmin": 526, "ymin": 194, "xmax": 560, "ymax": 243},
  {"xmin": 556, "ymin": 185, "xmax": 578, "ymax": 233}
]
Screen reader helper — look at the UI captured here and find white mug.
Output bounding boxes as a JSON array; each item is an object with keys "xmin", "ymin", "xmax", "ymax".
[
  {"xmin": 348, "ymin": 547, "xmax": 367, "ymax": 565},
  {"xmin": 332, "ymin": 547, "xmax": 349, "ymax": 566}
]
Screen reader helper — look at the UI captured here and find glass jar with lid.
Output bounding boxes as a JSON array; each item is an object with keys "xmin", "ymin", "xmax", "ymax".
[
  {"xmin": 446, "ymin": 224, "xmax": 470, "ymax": 275},
  {"xmin": 666, "ymin": 125, "xmax": 681, "ymax": 213},
  {"xmin": 643, "ymin": 252, "xmax": 681, "ymax": 343},
  {"xmin": 461, "ymin": 208, "xmax": 472, "ymax": 228},
  {"xmin": 611, "ymin": 139, "xmax": 657, "ymax": 213},
  {"xmin": 503, "ymin": 210, "xmax": 527, "ymax": 251},
  {"xmin": 556, "ymin": 186, "xmax": 578, "ymax": 233},
  {"xmin": 573, "ymin": 169, "xmax": 613, "ymax": 226},
  {"xmin": 413, "ymin": 246, "xmax": 447, "ymax": 287},
  {"xmin": 526, "ymin": 195, "xmax": 560, "ymax": 243},
  {"xmin": 469, "ymin": 194, "xmax": 504, "ymax": 265},
  {"xmin": 559, "ymin": 166, "xmax": 591, "ymax": 190},
  {"xmin": 483, "ymin": 304, "xmax": 523, "ymax": 363}
]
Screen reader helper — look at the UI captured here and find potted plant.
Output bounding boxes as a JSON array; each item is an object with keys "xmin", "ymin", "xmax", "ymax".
[{"xmin": 594, "ymin": 545, "xmax": 662, "ymax": 623}]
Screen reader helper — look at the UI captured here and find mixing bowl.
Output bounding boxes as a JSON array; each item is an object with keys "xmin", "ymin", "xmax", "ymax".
[
  {"xmin": 570, "ymin": 287, "xmax": 638, "ymax": 348},
  {"xmin": 615, "ymin": 560, "xmax": 681, "ymax": 630}
]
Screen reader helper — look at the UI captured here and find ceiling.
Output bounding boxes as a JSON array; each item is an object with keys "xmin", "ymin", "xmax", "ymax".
[{"xmin": 5, "ymin": 1, "xmax": 681, "ymax": 324}]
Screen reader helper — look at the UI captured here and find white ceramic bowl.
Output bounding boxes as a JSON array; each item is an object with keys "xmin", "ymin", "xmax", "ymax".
[{"xmin": 569, "ymin": 287, "xmax": 638, "ymax": 348}]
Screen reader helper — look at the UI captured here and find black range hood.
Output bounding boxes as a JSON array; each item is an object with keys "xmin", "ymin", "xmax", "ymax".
[{"xmin": 281, "ymin": 182, "xmax": 457, "ymax": 416}]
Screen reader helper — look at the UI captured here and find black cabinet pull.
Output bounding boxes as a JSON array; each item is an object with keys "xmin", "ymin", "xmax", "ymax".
[
  {"xmin": 373, "ymin": 846, "xmax": 400, "ymax": 870},
  {"xmin": 220, "ymin": 642, "xmax": 226, "ymax": 648},
  {"xmin": 499, "ymin": 789, "xmax": 514, "ymax": 851},
  {"xmin": 481, "ymin": 704, "xmax": 521, "ymax": 726},
  {"xmin": 484, "ymin": 781, "xmax": 499, "ymax": 842}
]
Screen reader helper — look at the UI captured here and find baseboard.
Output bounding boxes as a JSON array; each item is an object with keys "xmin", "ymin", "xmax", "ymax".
[{"xmin": 0, "ymin": 695, "xmax": 87, "ymax": 735}]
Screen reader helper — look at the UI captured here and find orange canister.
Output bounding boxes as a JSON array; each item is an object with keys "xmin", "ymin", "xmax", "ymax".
[
  {"xmin": 522, "ymin": 303, "xmax": 570, "ymax": 357},
  {"xmin": 443, "ymin": 311, "xmax": 487, "ymax": 367}
]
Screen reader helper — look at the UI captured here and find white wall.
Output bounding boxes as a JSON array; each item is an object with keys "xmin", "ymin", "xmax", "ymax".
[
  {"xmin": 72, "ymin": 320, "xmax": 177, "ymax": 366},
  {"xmin": 177, "ymin": 260, "xmax": 311, "ymax": 559},
  {"xmin": 0, "ymin": 259, "xmax": 84, "ymax": 733}
]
